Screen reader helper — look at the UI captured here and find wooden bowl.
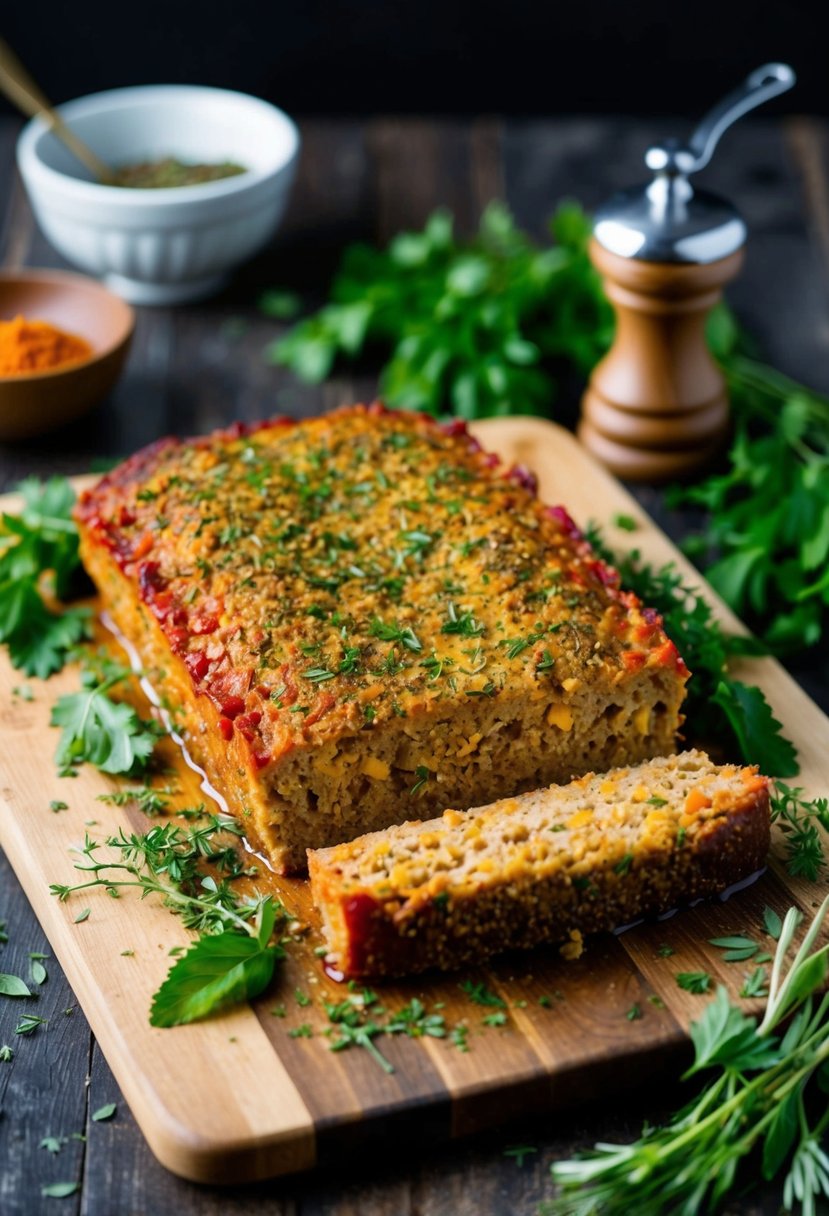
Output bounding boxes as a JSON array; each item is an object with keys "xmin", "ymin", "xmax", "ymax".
[{"xmin": 0, "ymin": 270, "xmax": 134, "ymax": 440}]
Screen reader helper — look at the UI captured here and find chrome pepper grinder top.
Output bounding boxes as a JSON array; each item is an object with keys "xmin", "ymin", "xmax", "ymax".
[{"xmin": 578, "ymin": 63, "xmax": 796, "ymax": 481}]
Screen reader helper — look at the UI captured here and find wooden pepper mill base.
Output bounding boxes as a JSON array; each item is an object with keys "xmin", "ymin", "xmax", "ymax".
[{"xmin": 578, "ymin": 238, "xmax": 744, "ymax": 482}]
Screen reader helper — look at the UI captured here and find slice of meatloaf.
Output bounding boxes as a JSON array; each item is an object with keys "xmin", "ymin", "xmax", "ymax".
[
  {"xmin": 75, "ymin": 404, "xmax": 689, "ymax": 873},
  {"xmin": 308, "ymin": 751, "xmax": 770, "ymax": 977}
]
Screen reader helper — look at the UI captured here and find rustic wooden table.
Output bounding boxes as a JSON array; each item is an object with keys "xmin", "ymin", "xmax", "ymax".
[{"xmin": 1, "ymin": 115, "xmax": 827, "ymax": 1216}]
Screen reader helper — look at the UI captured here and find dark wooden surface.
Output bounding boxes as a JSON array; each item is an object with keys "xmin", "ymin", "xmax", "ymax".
[{"xmin": 1, "ymin": 115, "xmax": 827, "ymax": 1215}]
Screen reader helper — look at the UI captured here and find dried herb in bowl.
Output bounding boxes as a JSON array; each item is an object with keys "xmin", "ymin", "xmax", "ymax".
[{"xmin": 111, "ymin": 158, "xmax": 246, "ymax": 189}]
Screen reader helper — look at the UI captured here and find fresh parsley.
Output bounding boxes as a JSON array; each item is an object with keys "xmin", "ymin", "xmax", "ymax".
[
  {"xmin": 0, "ymin": 476, "xmax": 89, "ymax": 678},
  {"xmin": 51, "ymin": 654, "xmax": 162, "ymax": 777}
]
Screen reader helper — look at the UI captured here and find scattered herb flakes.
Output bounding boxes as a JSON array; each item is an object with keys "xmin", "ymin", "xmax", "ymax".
[
  {"xmin": 459, "ymin": 979, "xmax": 506, "ymax": 1007},
  {"xmin": 626, "ymin": 1004, "xmax": 642, "ymax": 1021},
  {"xmin": 538, "ymin": 995, "xmax": 553, "ymax": 1008},
  {"xmin": 13, "ymin": 683, "xmax": 34, "ymax": 701},
  {"xmin": 0, "ymin": 972, "xmax": 32, "ymax": 997},
  {"xmin": 323, "ymin": 998, "xmax": 394, "ymax": 1074},
  {"xmin": 646, "ymin": 796, "xmax": 668, "ymax": 808},
  {"xmin": 450, "ymin": 1024, "xmax": 470, "ymax": 1052},
  {"xmin": 708, "ymin": 934, "xmax": 762, "ymax": 963},
  {"xmin": 92, "ymin": 1103, "xmax": 117, "ymax": 1122},
  {"xmin": 387, "ymin": 998, "xmax": 446, "ymax": 1039},
  {"xmin": 657, "ymin": 944, "xmax": 676, "ymax": 958},
  {"xmin": 294, "ymin": 988, "xmax": 312, "ymax": 1008},
  {"xmin": 739, "ymin": 967, "xmax": 770, "ymax": 999},
  {"xmin": 614, "ymin": 853, "xmax": 633, "ymax": 875},
  {"xmin": 676, "ymin": 971, "xmax": 712, "ymax": 994},
  {"xmin": 647, "ymin": 995, "xmax": 667, "ymax": 1009},
  {"xmin": 763, "ymin": 905, "xmax": 783, "ymax": 941},
  {"xmin": 30, "ymin": 958, "xmax": 48, "ymax": 985},
  {"xmin": 73, "ymin": 909, "xmax": 91, "ymax": 924},
  {"xmin": 15, "ymin": 1013, "xmax": 47, "ymax": 1036},
  {"xmin": 49, "ymin": 801, "xmax": 69, "ymax": 813},
  {"xmin": 410, "ymin": 765, "xmax": 430, "ymax": 795},
  {"xmin": 40, "ymin": 1136, "xmax": 63, "ymax": 1153},
  {"xmin": 271, "ymin": 1003, "xmax": 287, "ymax": 1018},
  {"xmin": 612, "ymin": 513, "xmax": 638, "ymax": 532},
  {"xmin": 120, "ymin": 950, "xmax": 134, "ymax": 957},
  {"xmin": 504, "ymin": 1144, "xmax": 538, "ymax": 1167},
  {"xmin": 482, "ymin": 1011, "xmax": 508, "ymax": 1027},
  {"xmin": 0, "ymin": 1044, "xmax": 13, "ymax": 1061},
  {"xmin": 289, "ymin": 1023, "xmax": 314, "ymax": 1039},
  {"xmin": 41, "ymin": 1182, "xmax": 80, "ymax": 1199},
  {"xmin": 0, "ymin": 920, "xmax": 7, "ymax": 944}
]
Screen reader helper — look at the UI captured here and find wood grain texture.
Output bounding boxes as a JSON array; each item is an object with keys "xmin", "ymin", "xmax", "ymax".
[{"xmin": 0, "ymin": 418, "xmax": 826, "ymax": 1189}]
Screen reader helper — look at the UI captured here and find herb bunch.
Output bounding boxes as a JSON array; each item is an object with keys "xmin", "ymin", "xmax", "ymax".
[
  {"xmin": 676, "ymin": 358, "xmax": 829, "ymax": 653},
  {"xmin": 50, "ymin": 818, "xmax": 287, "ymax": 1026},
  {"xmin": 270, "ymin": 202, "xmax": 612, "ymax": 419},
  {"xmin": 544, "ymin": 896, "xmax": 829, "ymax": 1216},
  {"xmin": 0, "ymin": 477, "xmax": 89, "ymax": 677}
]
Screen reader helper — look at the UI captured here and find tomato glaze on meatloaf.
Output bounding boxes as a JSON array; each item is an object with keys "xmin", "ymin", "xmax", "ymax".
[{"xmin": 75, "ymin": 404, "xmax": 689, "ymax": 873}]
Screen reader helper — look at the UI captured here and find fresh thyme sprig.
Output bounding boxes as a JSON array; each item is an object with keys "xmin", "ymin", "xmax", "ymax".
[
  {"xmin": 544, "ymin": 896, "xmax": 829, "ymax": 1216},
  {"xmin": 49, "ymin": 818, "xmax": 288, "ymax": 1025}
]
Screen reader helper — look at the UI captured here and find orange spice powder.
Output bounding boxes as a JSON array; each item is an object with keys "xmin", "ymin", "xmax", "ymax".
[{"xmin": 0, "ymin": 315, "xmax": 93, "ymax": 376}]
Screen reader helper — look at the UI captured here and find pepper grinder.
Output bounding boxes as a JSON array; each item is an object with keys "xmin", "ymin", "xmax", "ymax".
[{"xmin": 578, "ymin": 63, "xmax": 796, "ymax": 481}]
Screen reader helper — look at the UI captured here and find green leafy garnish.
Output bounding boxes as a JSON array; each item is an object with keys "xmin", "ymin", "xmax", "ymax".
[
  {"xmin": 586, "ymin": 528, "xmax": 797, "ymax": 777},
  {"xmin": 0, "ymin": 477, "xmax": 89, "ymax": 677},
  {"xmin": 269, "ymin": 202, "xmax": 611, "ymax": 419},
  {"xmin": 676, "ymin": 971, "xmax": 712, "ymax": 994},
  {"xmin": 51, "ymin": 655, "xmax": 161, "ymax": 776},
  {"xmin": 0, "ymin": 973, "xmax": 32, "ymax": 997},
  {"xmin": 150, "ymin": 899, "xmax": 283, "ymax": 1028},
  {"xmin": 545, "ymin": 897, "xmax": 829, "ymax": 1216}
]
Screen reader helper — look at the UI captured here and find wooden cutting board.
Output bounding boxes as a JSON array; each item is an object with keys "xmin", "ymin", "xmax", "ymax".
[{"xmin": 1, "ymin": 417, "xmax": 827, "ymax": 1185}]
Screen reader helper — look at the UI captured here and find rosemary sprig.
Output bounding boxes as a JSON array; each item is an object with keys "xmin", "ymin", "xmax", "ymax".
[{"xmin": 544, "ymin": 896, "xmax": 829, "ymax": 1216}]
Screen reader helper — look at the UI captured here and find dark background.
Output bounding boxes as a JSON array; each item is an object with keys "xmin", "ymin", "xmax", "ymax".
[{"xmin": 1, "ymin": 1, "xmax": 825, "ymax": 117}]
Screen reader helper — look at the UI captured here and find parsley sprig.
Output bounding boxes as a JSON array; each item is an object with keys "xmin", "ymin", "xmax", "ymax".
[
  {"xmin": 269, "ymin": 202, "xmax": 611, "ymax": 419},
  {"xmin": 0, "ymin": 477, "xmax": 89, "ymax": 677},
  {"xmin": 50, "ymin": 654, "xmax": 162, "ymax": 777},
  {"xmin": 545, "ymin": 896, "xmax": 829, "ymax": 1216}
]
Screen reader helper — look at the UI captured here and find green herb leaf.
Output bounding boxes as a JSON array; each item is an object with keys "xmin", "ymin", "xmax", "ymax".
[
  {"xmin": 91, "ymin": 1103, "xmax": 117, "ymax": 1122},
  {"xmin": 0, "ymin": 973, "xmax": 32, "ymax": 997},
  {"xmin": 149, "ymin": 899, "xmax": 282, "ymax": 1027},
  {"xmin": 41, "ymin": 1181, "xmax": 80, "ymax": 1198}
]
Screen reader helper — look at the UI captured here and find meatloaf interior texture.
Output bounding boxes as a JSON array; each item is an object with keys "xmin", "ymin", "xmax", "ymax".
[
  {"xmin": 308, "ymin": 751, "xmax": 770, "ymax": 977},
  {"xmin": 76, "ymin": 404, "xmax": 689, "ymax": 873}
]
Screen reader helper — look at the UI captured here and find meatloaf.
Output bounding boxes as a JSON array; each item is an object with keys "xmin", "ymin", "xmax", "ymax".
[
  {"xmin": 308, "ymin": 751, "xmax": 770, "ymax": 977},
  {"xmin": 76, "ymin": 404, "xmax": 689, "ymax": 873}
]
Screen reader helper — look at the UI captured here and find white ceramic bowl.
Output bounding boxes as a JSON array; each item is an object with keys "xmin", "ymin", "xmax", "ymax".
[{"xmin": 17, "ymin": 85, "xmax": 300, "ymax": 305}]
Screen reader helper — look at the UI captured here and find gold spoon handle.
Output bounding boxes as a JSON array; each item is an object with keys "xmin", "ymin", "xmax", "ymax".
[{"xmin": 0, "ymin": 39, "xmax": 113, "ymax": 183}]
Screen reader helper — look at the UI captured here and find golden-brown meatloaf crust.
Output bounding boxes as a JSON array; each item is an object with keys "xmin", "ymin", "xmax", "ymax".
[
  {"xmin": 308, "ymin": 751, "xmax": 770, "ymax": 978},
  {"xmin": 75, "ymin": 404, "xmax": 689, "ymax": 873}
]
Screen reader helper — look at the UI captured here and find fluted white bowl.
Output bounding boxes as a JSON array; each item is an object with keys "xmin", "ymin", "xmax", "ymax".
[{"xmin": 17, "ymin": 85, "xmax": 300, "ymax": 305}]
